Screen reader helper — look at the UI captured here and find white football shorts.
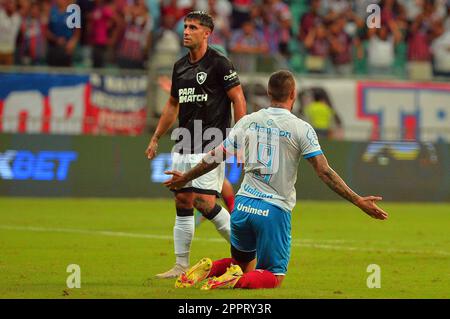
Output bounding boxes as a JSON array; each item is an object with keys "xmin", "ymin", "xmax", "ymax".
[{"xmin": 171, "ymin": 152, "xmax": 225, "ymax": 196}]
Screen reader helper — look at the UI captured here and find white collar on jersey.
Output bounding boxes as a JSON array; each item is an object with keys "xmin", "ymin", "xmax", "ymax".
[{"xmin": 266, "ymin": 106, "xmax": 291, "ymax": 113}]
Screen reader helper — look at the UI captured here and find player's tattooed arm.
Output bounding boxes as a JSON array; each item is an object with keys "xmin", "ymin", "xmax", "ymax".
[
  {"xmin": 307, "ymin": 154, "xmax": 388, "ymax": 220},
  {"xmin": 308, "ymin": 154, "xmax": 360, "ymax": 203},
  {"xmin": 184, "ymin": 147, "xmax": 227, "ymax": 180},
  {"xmin": 164, "ymin": 147, "xmax": 227, "ymax": 190}
]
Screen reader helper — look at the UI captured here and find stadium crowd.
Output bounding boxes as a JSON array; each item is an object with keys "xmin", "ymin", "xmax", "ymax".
[{"xmin": 0, "ymin": 0, "xmax": 449, "ymax": 77}]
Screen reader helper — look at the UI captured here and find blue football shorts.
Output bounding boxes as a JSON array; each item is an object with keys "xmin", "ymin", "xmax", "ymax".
[{"xmin": 230, "ymin": 195, "xmax": 292, "ymax": 275}]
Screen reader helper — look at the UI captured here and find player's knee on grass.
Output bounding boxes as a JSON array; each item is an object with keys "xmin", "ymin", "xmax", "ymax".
[{"xmin": 231, "ymin": 245, "xmax": 256, "ymax": 273}]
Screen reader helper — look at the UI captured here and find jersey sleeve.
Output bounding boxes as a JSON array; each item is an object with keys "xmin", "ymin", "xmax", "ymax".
[
  {"xmin": 216, "ymin": 55, "xmax": 241, "ymax": 91},
  {"xmin": 170, "ymin": 64, "xmax": 178, "ymax": 100},
  {"xmin": 221, "ymin": 115, "xmax": 248, "ymax": 155},
  {"xmin": 297, "ymin": 122, "xmax": 323, "ymax": 159}
]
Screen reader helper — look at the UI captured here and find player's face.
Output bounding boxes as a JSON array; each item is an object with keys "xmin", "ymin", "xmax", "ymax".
[{"xmin": 183, "ymin": 19, "xmax": 210, "ymax": 49}]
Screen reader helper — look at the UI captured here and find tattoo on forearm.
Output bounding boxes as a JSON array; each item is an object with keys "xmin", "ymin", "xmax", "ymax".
[
  {"xmin": 185, "ymin": 159, "xmax": 220, "ymax": 183},
  {"xmin": 321, "ymin": 167, "xmax": 359, "ymax": 204},
  {"xmin": 184, "ymin": 149, "xmax": 225, "ymax": 183}
]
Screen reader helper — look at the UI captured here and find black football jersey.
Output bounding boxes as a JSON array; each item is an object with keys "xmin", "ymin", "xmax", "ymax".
[{"xmin": 170, "ymin": 47, "xmax": 241, "ymax": 154}]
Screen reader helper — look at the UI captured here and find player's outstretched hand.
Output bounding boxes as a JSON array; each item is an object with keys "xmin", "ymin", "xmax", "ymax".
[
  {"xmin": 355, "ymin": 196, "xmax": 388, "ymax": 220},
  {"xmin": 163, "ymin": 170, "xmax": 187, "ymax": 190},
  {"xmin": 145, "ymin": 138, "xmax": 158, "ymax": 160}
]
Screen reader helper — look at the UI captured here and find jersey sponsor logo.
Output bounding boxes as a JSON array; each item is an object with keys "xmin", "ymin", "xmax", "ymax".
[
  {"xmin": 237, "ymin": 202, "xmax": 269, "ymax": 217},
  {"xmin": 224, "ymin": 70, "xmax": 238, "ymax": 81},
  {"xmin": 243, "ymin": 183, "xmax": 274, "ymax": 199},
  {"xmin": 178, "ymin": 87, "xmax": 208, "ymax": 104},
  {"xmin": 248, "ymin": 122, "xmax": 292, "ymax": 138},
  {"xmin": 196, "ymin": 72, "xmax": 207, "ymax": 85},
  {"xmin": 0, "ymin": 150, "xmax": 78, "ymax": 181}
]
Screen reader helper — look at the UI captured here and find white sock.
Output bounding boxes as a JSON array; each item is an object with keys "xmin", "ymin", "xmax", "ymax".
[
  {"xmin": 210, "ymin": 207, "xmax": 231, "ymax": 243},
  {"xmin": 173, "ymin": 215, "xmax": 194, "ymax": 268}
]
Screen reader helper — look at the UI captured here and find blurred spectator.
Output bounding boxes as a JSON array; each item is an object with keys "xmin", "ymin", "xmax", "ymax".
[
  {"xmin": 380, "ymin": 0, "xmax": 407, "ymax": 23},
  {"xmin": 250, "ymin": 2, "xmax": 288, "ymax": 69},
  {"xmin": 150, "ymin": 13, "xmax": 180, "ymax": 115},
  {"xmin": 229, "ymin": 20, "xmax": 268, "ymax": 72},
  {"xmin": 328, "ymin": 17, "xmax": 353, "ymax": 74},
  {"xmin": 198, "ymin": 0, "xmax": 232, "ymax": 53},
  {"xmin": 299, "ymin": 0, "xmax": 322, "ymax": 41},
  {"xmin": 230, "ymin": 0, "xmax": 254, "ymax": 29},
  {"xmin": 0, "ymin": 0, "xmax": 22, "ymax": 66},
  {"xmin": 406, "ymin": 0, "xmax": 444, "ymax": 79},
  {"xmin": 116, "ymin": 0, "xmax": 153, "ymax": 69},
  {"xmin": 17, "ymin": 0, "xmax": 29, "ymax": 16},
  {"xmin": 77, "ymin": 0, "xmax": 95, "ymax": 66},
  {"xmin": 304, "ymin": 22, "xmax": 329, "ymax": 72},
  {"xmin": 431, "ymin": 19, "xmax": 450, "ymax": 75},
  {"xmin": 145, "ymin": 0, "xmax": 160, "ymax": 31},
  {"xmin": 196, "ymin": 0, "xmax": 231, "ymax": 20},
  {"xmin": 323, "ymin": 0, "xmax": 351, "ymax": 14},
  {"xmin": 399, "ymin": 0, "xmax": 422, "ymax": 21},
  {"xmin": 407, "ymin": 0, "xmax": 442, "ymax": 62},
  {"xmin": 401, "ymin": 0, "xmax": 447, "ymax": 21},
  {"xmin": 1, "ymin": 0, "xmax": 448, "ymax": 78},
  {"xmin": 379, "ymin": 0, "xmax": 408, "ymax": 40},
  {"xmin": 444, "ymin": 1, "xmax": 450, "ymax": 31},
  {"xmin": 87, "ymin": 0, "xmax": 121, "ymax": 68},
  {"xmin": 46, "ymin": 0, "xmax": 80, "ymax": 67},
  {"xmin": 367, "ymin": 19, "xmax": 403, "ymax": 75},
  {"xmin": 160, "ymin": 0, "xmax": 192, "ymax": 25},
  {"xmin": 17, "ymin": 0, "xmax": 47, "ymax": 65},
  {"xmin": 261, "ymin": 0, "xmax": 292, "ymax": 57},
  {"xmin": 151, "ymin": 13, "xmax": 180, "ymax": 71},
  {"xmin": 113, "ymin": 0, "xmax": 126, "ymax": 11},
  {"xmin": 342, "ymin": 9, "xmax": 365, "ymax": 44},
  {"xmin": 252, "ymin": 6, "xmax": 275, "ymax": 54},
  {"xmin": 433, "ymin": 0, "xmax": 448, "ymax": 20},
  {"xmin": 322, "ymin": 0, "xmax": 351, "ymax": 23},
  {"xmin": 300, "ymin": 87, "xmax": 343, "ymax": 140},
  {"xmin": 76, "ymin": 0, "xmax": 94, "ymax": 41}
]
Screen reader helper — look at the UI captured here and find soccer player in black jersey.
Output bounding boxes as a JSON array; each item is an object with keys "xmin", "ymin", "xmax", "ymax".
[{"xmin": 145, "ymin": 11, "xmax": 247, "ymax": 279}]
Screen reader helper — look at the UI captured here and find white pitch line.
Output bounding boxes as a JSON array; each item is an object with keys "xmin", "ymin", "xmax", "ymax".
[
  {"xmin": 0, "ymin": 225, "xmax": 350, "ymax": 244},
  {"xmin": 0, "ymin": 225, "xmax": 449, "ymax": 257}
]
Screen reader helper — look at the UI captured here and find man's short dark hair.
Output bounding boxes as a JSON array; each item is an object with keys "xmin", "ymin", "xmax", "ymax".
[
  {"xmin": 185, "ymin": 11, "xmax": 214, "ymax": 31},
  {"xmin": 268, "ymin": 70, "xmax": 296, "ymax": 102}
]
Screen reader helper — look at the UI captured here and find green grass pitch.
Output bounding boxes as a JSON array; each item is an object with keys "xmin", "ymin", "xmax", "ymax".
[{"xmin": 0, "ymin": 197, "xmax": 449, "ymax": 299}]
